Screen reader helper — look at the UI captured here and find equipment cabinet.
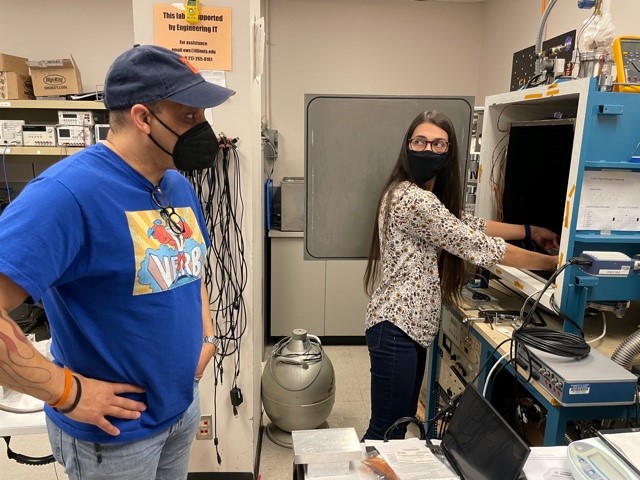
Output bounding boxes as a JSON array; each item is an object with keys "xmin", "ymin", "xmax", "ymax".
[
  {"xmin": 475, "ymin": 77, "xmax": 640, "ymax": 330},
  {"xmin": 269, "ymin": 233, "xmax": 369, "ymax": 337}
]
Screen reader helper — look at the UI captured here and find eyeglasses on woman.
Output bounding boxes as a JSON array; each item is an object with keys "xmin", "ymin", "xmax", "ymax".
[{"xmin": 408, "ymin": 137, "xmax": 449, "ymax": 154}]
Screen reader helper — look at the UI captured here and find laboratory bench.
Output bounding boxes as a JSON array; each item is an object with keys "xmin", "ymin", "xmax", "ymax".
[
  {"xmin": 425, "ymin": 280, "xmax": 640, "ymax": 446},
  {"xmin": 472, "ymin": 321, "xmax": 637, "ymax": 445},
  {"xmin": 0, "ymin": 408, "xmax": 46, "ymax": 437}
]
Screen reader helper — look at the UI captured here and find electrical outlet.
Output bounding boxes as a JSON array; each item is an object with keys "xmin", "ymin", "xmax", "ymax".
[{"xmin": 197, "ymin": 414, "xmax": 213, "ymax": 440}]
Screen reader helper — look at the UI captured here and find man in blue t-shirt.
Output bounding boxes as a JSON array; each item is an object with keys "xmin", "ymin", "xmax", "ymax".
[{"xmin": 0, "ymin": 45, "xmax": 234, "ymax": 479}]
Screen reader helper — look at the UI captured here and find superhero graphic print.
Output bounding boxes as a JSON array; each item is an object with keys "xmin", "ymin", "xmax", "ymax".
[{"xmin": 126, "ymin": 207, "xmax": 206, "ymax": 295}]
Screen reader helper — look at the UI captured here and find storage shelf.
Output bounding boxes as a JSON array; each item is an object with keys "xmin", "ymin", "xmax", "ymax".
[
  {"xmin": 0, "ymin": 99, "xmax": 105, "ymax": 110},
  {"xmin": 0, "ymin": 100, "xmax": 105, "ymax": 157},
  {"xmin": 1, "ymin": 146, "xmax": 85, "ymax": 156}
]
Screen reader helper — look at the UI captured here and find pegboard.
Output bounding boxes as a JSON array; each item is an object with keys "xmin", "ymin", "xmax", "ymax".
[{"xmin": 510, "ymin": 30, "xmax": 576, "ymax": 91}]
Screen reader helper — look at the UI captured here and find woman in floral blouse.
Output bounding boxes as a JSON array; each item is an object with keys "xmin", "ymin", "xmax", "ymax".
[{"xmin": 362, "ymin": 110, "xmax": 559, "ymax": 440}]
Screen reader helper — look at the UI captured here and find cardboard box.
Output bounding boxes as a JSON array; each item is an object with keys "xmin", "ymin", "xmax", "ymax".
[
  {"xmin": 0, "ymin": 53, "xmax": 29, "ymax": 75},
  {"xmin": 0, "ymin": 72, "xmax": 35, "ymax": 100},
  {"xmin": 27, "ymin": 57, "xmax": 83, "ymax": 97}
]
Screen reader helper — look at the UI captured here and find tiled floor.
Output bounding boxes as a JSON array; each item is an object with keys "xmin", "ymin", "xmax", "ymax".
[{"xmin": 0, "ymin": 345, "xmax": 373, "ymax": 480}]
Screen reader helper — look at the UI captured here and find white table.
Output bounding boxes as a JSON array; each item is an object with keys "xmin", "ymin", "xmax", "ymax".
[
  {"xmin": 0, "ymin": 389, "xmax": 47, "ymax": 436},
  {"xmin": 0, "ymin": 408, "xmax": 47, "ymax": 436},
  {"xmin": 293, "ymin": 432, "xmax": 640, "ymax": 480}
]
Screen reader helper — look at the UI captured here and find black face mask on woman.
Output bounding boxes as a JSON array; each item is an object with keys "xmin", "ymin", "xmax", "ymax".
[
  {"xmin": 147, "ymin": 112, "xmax": 220, "ymax": 171},
  {"xmin": 407, "ymin": 150, "xmax": 448, "ymax": 185}
]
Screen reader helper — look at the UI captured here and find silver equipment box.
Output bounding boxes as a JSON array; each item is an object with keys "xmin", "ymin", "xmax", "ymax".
[
  {"xmin": 516, "ymin": 345, "xmax": 637, "ymax": 406},
  {"xmin": 281, "ymin": 177, "xmax": 304, "ymax": 232}
]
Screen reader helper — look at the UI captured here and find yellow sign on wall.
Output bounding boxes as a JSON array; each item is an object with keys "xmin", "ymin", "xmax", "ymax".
[{"xmin": 153, "ymin": 4, "xmax": 232, "ymax": 71}]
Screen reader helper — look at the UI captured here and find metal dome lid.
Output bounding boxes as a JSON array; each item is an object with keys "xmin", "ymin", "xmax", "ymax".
[
  {"xmin": 266, "ymin": 329, "xmax": 332, "ymax": 391},
  {"xmin": 279, "ymin": 328, "xmax": 319, "ymax": 356}
]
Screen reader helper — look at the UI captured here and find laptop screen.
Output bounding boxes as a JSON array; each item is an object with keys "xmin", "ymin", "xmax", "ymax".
[{"xmin": 441, "ymin": 385, "xmax": 531, "ymax": 480}]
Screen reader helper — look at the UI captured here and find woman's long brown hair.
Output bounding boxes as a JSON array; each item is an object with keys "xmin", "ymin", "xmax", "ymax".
[{"xmin": 363, "ymin": 110, "xmax": 466, "ymax": 306}]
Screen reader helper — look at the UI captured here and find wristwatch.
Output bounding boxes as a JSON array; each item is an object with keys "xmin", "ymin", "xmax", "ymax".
[{"xmin": 203, "ymin": 335, "xmax": 220, "ymax": 348}]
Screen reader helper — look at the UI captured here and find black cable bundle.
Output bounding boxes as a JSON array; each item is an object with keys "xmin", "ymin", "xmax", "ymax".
[
  {"xmin": 513, "ymin": 259, "xmax": 590, "ymax": 361},
  {"xmin": 271, "ymin": 336, "xmax": 323, "ymax": 365},
  {"xmin": 515, "ymin": 327, "xmax": 590, "ymax": 359},
  {"xmin": 183, "ymin": 135, "xmax": 248, "ymax": 465}
]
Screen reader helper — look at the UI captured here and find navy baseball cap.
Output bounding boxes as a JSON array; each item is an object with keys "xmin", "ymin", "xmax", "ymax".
[{"xmin": 103, "ymin": 44, "xmax": 235, "ymax": 110}]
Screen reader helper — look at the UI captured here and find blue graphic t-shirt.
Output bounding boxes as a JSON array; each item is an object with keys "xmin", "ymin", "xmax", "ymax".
[{"xmin": 0, "ymin": 143, "xmax": 210, "ymax": 443}]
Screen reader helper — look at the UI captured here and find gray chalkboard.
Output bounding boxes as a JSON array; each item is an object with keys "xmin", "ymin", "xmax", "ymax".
[{"xmin": 304, "ymin": 95, "xmax": 474, "ymax": 259}]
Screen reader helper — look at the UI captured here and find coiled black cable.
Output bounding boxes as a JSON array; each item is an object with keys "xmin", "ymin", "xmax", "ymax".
[
  {"xmin": 514, "ymin": 327, "xmax": 589, "ymax": 359},
  {"xmin": 515, "ymin": 258, "xmax": 591, "ymax": 360},
  {"xmin": 483, "ymin": 258, "xmax": 591, "ymax": 415}
]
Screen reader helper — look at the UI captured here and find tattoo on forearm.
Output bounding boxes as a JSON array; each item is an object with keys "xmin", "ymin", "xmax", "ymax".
[{"xmin": 0, "ymin": 313, "xmax": 55, "ymax": 401}]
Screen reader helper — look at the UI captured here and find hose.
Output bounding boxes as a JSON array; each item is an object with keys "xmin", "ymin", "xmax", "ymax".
[
  {"xmin": 611, "ymin": 329, "xmax": 640, "ymax": 371},
  {"xmin": 534, "ymin": 0, "xmax": 558, "ymax": 75}
]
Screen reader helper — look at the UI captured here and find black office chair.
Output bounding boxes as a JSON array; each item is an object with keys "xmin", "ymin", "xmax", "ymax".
[{"xmin": 9, "ymin": 303, "xmax": 50, "ymax": 340}]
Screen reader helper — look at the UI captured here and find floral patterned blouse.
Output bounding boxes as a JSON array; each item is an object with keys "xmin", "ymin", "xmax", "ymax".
[{"xmin": 365, "ymin": 181, "xmax": 507, "ymax": 348}]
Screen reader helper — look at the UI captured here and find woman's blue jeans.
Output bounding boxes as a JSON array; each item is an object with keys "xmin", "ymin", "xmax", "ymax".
[{"xmin": 363, "ymin": 320, "xmax": 427, "ymax": 440}]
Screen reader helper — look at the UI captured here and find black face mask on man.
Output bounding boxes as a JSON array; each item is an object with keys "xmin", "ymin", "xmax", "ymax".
[
  {"xmin": 147, "ymin": 111, "xmax": 220, "ymax": 171},
  {"xmin": 407, "ymin": 150, "xmax": 448, "ymax": 185}
]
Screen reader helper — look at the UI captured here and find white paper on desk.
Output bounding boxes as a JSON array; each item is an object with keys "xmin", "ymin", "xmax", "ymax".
[
  {"xmin": 604, "ymin": 431, "xmax": 640, "ymax": 471},
  {"xmin": 365, "ymin": 439, "xmax": 459, "ymax": 480},
  {"xmin": 304, "ymin": 461, "xmax": 363, "ymax": 480},
  {"xmin": 522, "ymin": 446, "xmax": 573, "ymax": 480}
]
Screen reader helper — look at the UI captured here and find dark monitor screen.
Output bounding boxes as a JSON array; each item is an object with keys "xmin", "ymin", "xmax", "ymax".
[
  {"xmin": 502, "ymin": 120, "xmax": 575, "ymax": 238},
  {"xmin": 441, "ymin": 385, "xmax": 531, "ymax": 480}
]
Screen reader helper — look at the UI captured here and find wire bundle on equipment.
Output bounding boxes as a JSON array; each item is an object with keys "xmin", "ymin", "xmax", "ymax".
[
  {"xmin": 514, "ymin": 327, "xmax": 590, "ymax": 359},
  {"xmin": 513, "ymin": 258, "xmax": 591, "ymax": 362}
]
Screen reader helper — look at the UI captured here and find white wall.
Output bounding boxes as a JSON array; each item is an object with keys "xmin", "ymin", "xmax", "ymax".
[
  {"xmin": 265, "ymin": 0, "xmax": 485, "ymax": 184},
  {"xmin": 0, "ymin": 0, "xmax": 134, "ymax": 92}
]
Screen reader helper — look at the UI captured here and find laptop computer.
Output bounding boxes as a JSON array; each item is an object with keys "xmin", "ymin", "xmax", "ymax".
[{"xmin": 435, "ymin": 384, "xmax": 531, "ymax": 480}]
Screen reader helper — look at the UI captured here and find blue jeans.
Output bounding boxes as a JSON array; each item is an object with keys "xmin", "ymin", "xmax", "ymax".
[
  {"xmin": 363, "ymin": 321, "xmax": 427, "ymax": 440},
  {"xmin": 47, "ymin": 382, "xmax": 201, "ymax": 480}
]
